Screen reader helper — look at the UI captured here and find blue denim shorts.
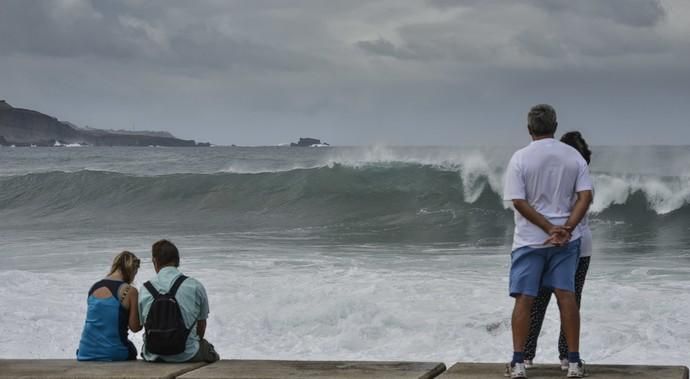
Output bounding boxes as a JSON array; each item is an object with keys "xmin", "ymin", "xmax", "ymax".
[{"xmin": 509, "ymin": 238, "xmax": 581, "ymax": 297}]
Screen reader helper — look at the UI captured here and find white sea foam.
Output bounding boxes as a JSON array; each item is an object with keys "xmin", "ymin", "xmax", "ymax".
[
  {"xmin": 590, "ymin": 174, "xmax": 690, "ymax": 214},
  {"xmin": 1, "ymin": 247, "xmax": 688, "ymax": 367}
]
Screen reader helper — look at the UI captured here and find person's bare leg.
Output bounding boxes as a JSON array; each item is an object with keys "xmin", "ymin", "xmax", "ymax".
[
  {"xmin": 512, "ymin": 294, "xmax": 535, "ymax": 352},
  {"xmin": 554, "ymin": 289, "xmax": 579, "ymax": 353}
]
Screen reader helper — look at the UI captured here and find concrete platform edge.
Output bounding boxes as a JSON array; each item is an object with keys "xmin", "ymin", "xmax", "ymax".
[
  {"xmin": 440, "ymin": 362, "xmax": 689, "ymax": 379},
  {"xmin": 0, "ymin": 360, "xmax": 688, "ymax": 379},
  {"xmin": 161, "ymin": 362, "xmax": 210, "ymax": 379},
  {"xmin": 421, "ymin": 362, "xmax": 447, "ymax": 379}
]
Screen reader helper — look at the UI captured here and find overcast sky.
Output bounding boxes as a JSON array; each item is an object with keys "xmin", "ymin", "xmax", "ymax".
[{"xmin": 1, "ymin": 0, "xmax": 689, "ymax": 145}]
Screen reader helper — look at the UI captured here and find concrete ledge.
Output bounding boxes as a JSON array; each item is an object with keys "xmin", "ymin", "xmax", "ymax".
[
  {"xmin": 0, "ymin": 360, "xmax": 207, "ymax": 379},
  {"xmin": 439, "ymin": 362, "xmax": 690, "ymax": 379},
  {"xmin": 178, "ymin": 360, "xmax": 447, "ymax": 379},
  {"xmin": 1, "ymin": 360, "xmax": 688, "ymax": 379}
]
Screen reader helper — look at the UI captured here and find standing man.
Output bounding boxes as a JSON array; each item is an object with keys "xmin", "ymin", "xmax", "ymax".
[
  {"xmin": 139, "ymin": 239, "xmax": 219, "ymax": 362},
  {"xmin": 503, "ymin": 104, "xmax": 592, "ymax": 378}
]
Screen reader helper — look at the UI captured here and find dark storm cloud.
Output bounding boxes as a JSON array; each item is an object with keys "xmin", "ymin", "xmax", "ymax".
[
  {"xmin": 364, "ymin": 0, "xmax": 671, "ymax": 63},
  {"xmin": 428, "ymin": 0, "xmax": 666, "ymax": 27},
  {"xmin": 529, "ymin": 0, "xmax": 666, "ymax": 27},
  {"xmin": 0, "ymin": 0, "xmax": 326, "ymax": 72},
  {"xmin": 426, "ymin": 0, "xmax": 482, "ymax": 10},
  {"xmin": 513, "ymin": 18, "xmax": 671, "ymax": 59},
  {"xmin": 0, "ymin": 0, "xmax": 143, "ymax": 59},
  {"xmin": 356, "ymin": 38, "xmax": 423, "ymax": 60},
  {"xmin": 165, "ymin": 25, "xmax": 325, "ymax": 72}
]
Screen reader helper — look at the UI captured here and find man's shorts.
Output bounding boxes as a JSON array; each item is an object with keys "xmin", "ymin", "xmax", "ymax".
[{"xmin": 509, "ymin": 238, "xmax": 581, "ymax": 297}]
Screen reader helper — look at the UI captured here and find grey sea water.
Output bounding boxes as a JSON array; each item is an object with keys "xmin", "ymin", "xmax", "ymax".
[{"xmin": 1, "ymin": 145, "xmax": 689, "ymax": 365}]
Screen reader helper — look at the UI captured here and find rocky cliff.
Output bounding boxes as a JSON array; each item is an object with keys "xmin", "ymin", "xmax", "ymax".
[{"xmin": 0, "ymin": 100, "xmax": 209, "ymax": 147}]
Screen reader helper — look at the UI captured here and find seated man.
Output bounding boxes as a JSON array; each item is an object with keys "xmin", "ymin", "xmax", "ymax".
[{"xmin": 138, "ymin": 239, "xmax": 219, "ymax": 362}]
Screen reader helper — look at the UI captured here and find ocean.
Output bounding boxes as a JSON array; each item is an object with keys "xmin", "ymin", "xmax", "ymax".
[{"xmin": 0, "ymin": 145, "xmax": 688, "ymax": 366}]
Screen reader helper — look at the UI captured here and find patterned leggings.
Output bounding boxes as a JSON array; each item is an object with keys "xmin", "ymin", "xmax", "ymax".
[{"xmin": 524, "ymin": 256, "xmax": 590, "ymax": 360}]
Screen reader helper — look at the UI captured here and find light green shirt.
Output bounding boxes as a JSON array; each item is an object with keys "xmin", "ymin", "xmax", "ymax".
[{"xmin": 138, "ymin": 267, "xmax": 210, "ymax": 362}]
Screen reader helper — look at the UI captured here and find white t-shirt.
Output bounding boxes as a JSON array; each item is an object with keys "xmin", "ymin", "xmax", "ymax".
[{"xmin": 503, "ymin": 138, "xmax": 593, "ymax": 250}]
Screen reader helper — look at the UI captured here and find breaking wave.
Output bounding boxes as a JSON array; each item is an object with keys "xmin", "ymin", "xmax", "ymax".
[{"xmin": 1, "ymin": 163, "xmax": 689, "ymax": 235}]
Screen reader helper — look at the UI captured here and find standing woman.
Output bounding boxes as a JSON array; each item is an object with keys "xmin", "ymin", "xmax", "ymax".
[
  {"xmin": 524, "ymin": 131, "xmax": 593, "ymax": 369},
  {"xmin": 77, "ymin": 251, "xmax": 142, "ymax": 361}
]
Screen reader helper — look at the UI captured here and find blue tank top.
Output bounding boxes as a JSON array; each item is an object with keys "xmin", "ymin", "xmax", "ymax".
[{"xmin": 76, "ymin": 279, "xmax": 131, "ymax": 361}]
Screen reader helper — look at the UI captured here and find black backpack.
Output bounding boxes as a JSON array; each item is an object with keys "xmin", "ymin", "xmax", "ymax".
[{"xmin": 143, "ymin": 275, "xmax": 192, "ymax": 355}]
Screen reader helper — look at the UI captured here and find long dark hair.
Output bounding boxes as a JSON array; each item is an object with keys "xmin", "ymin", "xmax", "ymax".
[{"xmin": 561, "ymin": 131, "xmax": 591, "ymax": 165}]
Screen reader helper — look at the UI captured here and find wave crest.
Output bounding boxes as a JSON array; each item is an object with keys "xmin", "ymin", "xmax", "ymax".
[{"xmin": 1, "ymin": 166, "xmax": 689, "ymax": 233}]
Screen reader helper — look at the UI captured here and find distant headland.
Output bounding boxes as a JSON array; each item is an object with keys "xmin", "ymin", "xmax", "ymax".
[{"xmin": 0, "ymin": 100, "xmax": 210, "ymax": 147}]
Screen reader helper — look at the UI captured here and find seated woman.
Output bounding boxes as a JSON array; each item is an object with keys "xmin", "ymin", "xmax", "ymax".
[{"xmin": 77, "ymin": 251, "xmax": 142, "ymax": 361}]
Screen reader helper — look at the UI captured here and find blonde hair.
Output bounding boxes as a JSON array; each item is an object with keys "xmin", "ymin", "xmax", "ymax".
[{"xmin": 108, "ymin": 251, "xmax": 140, "ymax": 284}]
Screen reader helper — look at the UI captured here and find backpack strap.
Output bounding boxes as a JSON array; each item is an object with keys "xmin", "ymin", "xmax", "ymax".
[
  {"xmin": 168, "ymin": 275, "xmax": 188, "ymax": 297},
  {"xmin": 143, "ymin": 281, "xmax": 160, "ymax": 299}
]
